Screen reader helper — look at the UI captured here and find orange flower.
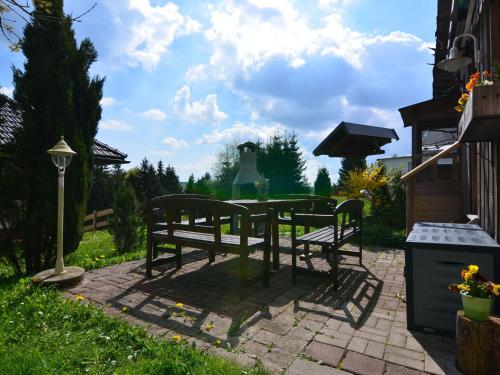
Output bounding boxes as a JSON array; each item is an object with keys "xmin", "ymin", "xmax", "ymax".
[
  {"xmin": 454, "ymin": 106, "xmax": 463, "ymax": 113},
  {"xmin": 461, "ymin": 93, "xmax": 469, "ymax": 101}
]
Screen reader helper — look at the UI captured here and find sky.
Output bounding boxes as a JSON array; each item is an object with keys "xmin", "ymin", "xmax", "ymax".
[{"xmin": 0, "ymin": 0, "xmax": 437, "ymax": 183}]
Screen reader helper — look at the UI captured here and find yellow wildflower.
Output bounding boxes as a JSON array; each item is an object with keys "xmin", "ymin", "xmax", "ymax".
[
  {"xmin": 214, "ymin": 339, "xmax": 222, "ymax": 346},
  {"xmin": 75, "ymin": 295, "xmax": 85, "ymax": 302},
  {"xmin": 175, "ymin": 303, "xmax": 184, "ymax": 308},
  {"xmin": 468, "ymin": 265, "xmax": 479, "ymax": 275},
  {"xmin": 205, "ymin": 322, "xmax": 214, "ymax": 331},
  {"xmin": 172, "ymin": 335, "xmax": 182, "ymax": 342},
  {"xmin": 122, "ymin": 306, "xmax": 129, "ymax": 313}
]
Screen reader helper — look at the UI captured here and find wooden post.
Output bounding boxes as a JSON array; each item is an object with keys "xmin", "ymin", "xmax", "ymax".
[
  {"xmin": 456, "ymin": 310, "xmax": 500, "ymax": 375},
  {"xmin": 92, "ymin": 210, "xmax": 97, "ymax": 232}
]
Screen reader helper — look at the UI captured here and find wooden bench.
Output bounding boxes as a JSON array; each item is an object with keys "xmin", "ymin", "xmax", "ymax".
[
  {"xmin": 146, "ymin": 196, "xmax": 272, "ymax": 295},
  {"xmin": 291, "ymin": 199, "xmax": 363, "ymax": 290}
]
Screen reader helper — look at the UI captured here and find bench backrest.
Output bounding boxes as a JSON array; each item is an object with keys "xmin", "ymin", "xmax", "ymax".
[
  {"xmin": 147, "ymin": 196, "xmax": 252, "ymax": 247},
  {"xmin": 334, "ymin": 199, "xmax": 363, "ymax": 239}
]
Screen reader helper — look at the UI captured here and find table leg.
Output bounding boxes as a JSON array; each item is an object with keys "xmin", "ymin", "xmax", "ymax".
[{"xmin": 272, "ymin": 212, "xmax": 279, "ymax": 270}]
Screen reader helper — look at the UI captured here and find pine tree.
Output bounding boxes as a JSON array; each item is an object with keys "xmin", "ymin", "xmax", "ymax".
[
  {"xmin": 314, "ymin": 168, "xmax": 332, "ymax": 196},
  {"xmin": 157, "ymin": 160, "xmax": 166, "ymax": 192},
  {"xmin": 337, "ymin": 157, "xmax": 367, "ymax": 187},
  {"xmin": 10, "ymin": 0, "xmax": 103, "ymax": 273},
  {"xmin": 195, "ymin": 172, "xmax": 212, "ymax": 196},
  {"xmin": 109, "ymin": 183, "xmax": 142, "ymax": 253},
  {"xmin": 185, "ymin": 174, "xmax": 195, "ymax": 194},
  {"xmin": 137, "ymin": 157, "xmax": 162, "ymax": 202},
  {"xmin": 257, "ymin": 132, "xmax": 309, "ymax": 195},
  {"xmin": 164, "ymin": 164, "xmax": 182, "ymax": 194}
]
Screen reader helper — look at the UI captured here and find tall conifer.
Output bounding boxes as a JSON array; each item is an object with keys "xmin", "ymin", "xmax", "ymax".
[{"xmin": 11, "ymin": 0, "xmax": 103, "ymax": 272}]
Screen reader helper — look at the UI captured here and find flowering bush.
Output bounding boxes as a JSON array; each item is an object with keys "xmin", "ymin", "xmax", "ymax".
[
  {"xmin": 344, "ymin": 165, "xmax": 388, "ymax": 199},
  {"xmin": 449, "ymin": 264, "xmax": 500, "ymax": 298},
  {"xmin": 455, "ymin": 71, "xmax": 495, "ymax": 112}
]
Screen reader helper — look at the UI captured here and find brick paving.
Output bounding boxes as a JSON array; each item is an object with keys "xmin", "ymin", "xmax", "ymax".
[{"xmin": 67, "ymin": 238, "xmax": 461, "ymax": 375}]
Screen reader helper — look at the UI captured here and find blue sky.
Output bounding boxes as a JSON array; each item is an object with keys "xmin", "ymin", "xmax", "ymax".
[{"xmin": 0, "ymin": 0, "xmax": 437, "ymax": 182}]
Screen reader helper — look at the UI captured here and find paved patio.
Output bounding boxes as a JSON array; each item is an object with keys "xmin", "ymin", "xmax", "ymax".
[{"xmin": 67, "ymin": 239, "xmax": 461, "ymax": 375}]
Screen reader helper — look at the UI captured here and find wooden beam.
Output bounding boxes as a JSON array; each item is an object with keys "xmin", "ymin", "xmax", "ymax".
[{"xmin": 402, "ymin": 142, "xmax": 461, "ymax": 181}]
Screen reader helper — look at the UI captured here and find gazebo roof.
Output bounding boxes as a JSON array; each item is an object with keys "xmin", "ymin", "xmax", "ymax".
[
  {"xmin": 313, "ymin": 122, "xmax": 399, "ymax": 158},
  {"xmin": 0, "ymin": 97, "xmax": 128, "ymax": 165}
]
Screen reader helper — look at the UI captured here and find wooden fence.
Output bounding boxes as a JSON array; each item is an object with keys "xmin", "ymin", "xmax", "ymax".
[{"xmin": 83, "ymin": 208, "xmax": 113, "ymax": 232}]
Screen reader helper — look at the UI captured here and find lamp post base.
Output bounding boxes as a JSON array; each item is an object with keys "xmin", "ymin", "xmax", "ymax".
[{"xmin": 32, "ymin": 267, "xmax": 85, "ymax": 288}]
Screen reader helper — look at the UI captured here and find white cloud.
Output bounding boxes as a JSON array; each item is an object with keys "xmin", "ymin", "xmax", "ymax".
[
  {"xmin": 100, "ymin": 97, "xmax": 117, "ymax": 107},
  {"xmin": 185, "ymin": 64, "xmax": 209, "ymax": 81},
  {"xmin": 318, "ymin": 0, "xmax": 356, "ymax": 10},
  {"xmin": 150, "ymin": 150, "xmax": 175, "ymax": 157},
  {"xmin": 162, "ymin": 136, "xmax": 189, "ymax": 149},
  {"xmin": 197, "ymin": 121, "xmax": 285, "ymax": 144},
  {"xmin": 0, "ymin": 86, "xmax": 14, "ymax": 98},
  {"xmin": 174, "ymin": 85, "xmax": 228, "ymax": 124},
  {"xmin": 175, "ymin": 154, "xmax": 217, "ymax": 180},
  {"xmin": 204, "ymin": 0, "xmax": 428, "ymax": 76},
  {"xmin": 100, "ymin": 119, "xmax": 133, "ymax": 131},
  {"xmin": 140, "ymin": 108, "xmax": 167, "ymax": 121},
  {"xmin": 123, "ymin": 0, "xmax": 201, "ymax": 71}
]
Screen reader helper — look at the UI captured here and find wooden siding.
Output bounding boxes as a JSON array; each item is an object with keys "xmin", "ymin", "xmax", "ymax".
[{"xmin": 474, "ymin": 139, "xmax": 499, "ymax": 240}]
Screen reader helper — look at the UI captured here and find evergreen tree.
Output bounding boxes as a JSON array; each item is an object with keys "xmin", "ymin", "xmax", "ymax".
[
  {"xmin": 314, "ymin": 168, "xmax": 332, "ymax": 196},
  {"xmin": 164, "ymin": 164, "xmax": 182, "ymax": 194},
  {"xmin": 337, "ymin": 157, "xmax": 367, "ymax": 187},
  {"xmin": 157, "ymin": 160, "xmax": 166, "ymax": 192},
  {"xmin": 10, "ymin": 0, "xmax": 103, "ymax": 273},
  {"xmin": 194, "ymin": 172, "xmax": 212, "ymax": 196},
  {"xmin": 137, "ymin": 157, "xmax": 162, "ymax": 202},
  {"xmin": 108, "ymin": 183, "xmax": 142, "ymax": 253},
  {"xmin": 257, "ymin": 132, "xmax": 309, "ymax": 195},
  {"xmin": 185, "ymin": 174, "xmax": 195, "ymax": 194}
]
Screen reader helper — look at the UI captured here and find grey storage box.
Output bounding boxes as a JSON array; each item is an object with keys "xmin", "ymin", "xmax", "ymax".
[{"xmin": 405, "ymin": 222, "xmax": 500, "ymax": 336}]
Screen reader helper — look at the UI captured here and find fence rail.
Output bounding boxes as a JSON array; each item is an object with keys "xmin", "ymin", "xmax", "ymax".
[{"xmin": 83, "ymin": 208, "xmax": 113, "ymax": 232}]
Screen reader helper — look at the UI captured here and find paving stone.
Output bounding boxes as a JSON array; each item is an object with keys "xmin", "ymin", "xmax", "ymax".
[
  {"xmin": 385, "ymin": 363, "xmax": 426, "ymax": 375},
  {"xmin": 364, "ymin": 340, "xmax": 385, "ymax": 359},
  {"xmin": 264, "ymin": 348, "xmax": 296, "ymax": 366},
  {"xmin": 305, "ymin": 341, "xmax": 345, "ymax": 367},
  {"xmin": 287, "ymin": 358, "xmax": 351, "ymax": 375},
  {"xmin": 315, "ymin": 332, "xmax": 351, "ymax": 348},
  {"xmin": 240, "ymin": 340, "xmax": 269, "ymax": 357},
  {"xmin": 387, "ymin": 332, "xmax": 406, "ymax": 347},
  {"xmin": 383, "ymin": 352, "xmax": 424, "ymax": 371},
  {"xmin": 342, "ymin": 351, "xmax": 385, "ymax": 375},
  {"xmin": 347, "ymin": 336, "xmax": 368, "ymax": 353}
]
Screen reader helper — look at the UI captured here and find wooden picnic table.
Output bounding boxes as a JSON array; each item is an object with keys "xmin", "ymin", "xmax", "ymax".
[{"xmin": 226, "ymin": 198, "xmax": 323, "ymax": 270}]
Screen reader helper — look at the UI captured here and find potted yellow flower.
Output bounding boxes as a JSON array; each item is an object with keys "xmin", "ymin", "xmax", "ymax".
[{"xmin": 449, "ymin": 265, "xmax": 500, "ymax": 321}]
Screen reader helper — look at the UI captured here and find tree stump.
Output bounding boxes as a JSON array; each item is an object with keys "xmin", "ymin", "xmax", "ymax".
[{"xmin": 456, "ymin": 310, "xmax": 500, "ymax": 375}]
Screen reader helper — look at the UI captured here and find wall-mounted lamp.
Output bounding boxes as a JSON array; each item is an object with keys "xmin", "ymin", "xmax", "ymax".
[{"xmin": 437, "ymin": 33, "xmax": 480, "ymax": 77}]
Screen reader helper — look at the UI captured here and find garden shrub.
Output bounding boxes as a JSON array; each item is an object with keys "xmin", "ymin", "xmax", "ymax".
[{"xmin": 109, "ymin": 183, "xmax": 143, "ymax": 253}]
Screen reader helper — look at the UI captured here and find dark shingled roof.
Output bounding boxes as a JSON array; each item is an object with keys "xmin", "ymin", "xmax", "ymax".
[
  {"xmin": 0, "ymin": 97, "xmax": 128, "ymax": 165},
  {"xmin": 313, "ymin": 122, "xmax": 399, "ymax": 158}
]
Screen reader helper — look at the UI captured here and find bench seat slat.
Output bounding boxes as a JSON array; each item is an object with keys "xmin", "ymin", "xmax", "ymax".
[
  {"xmin": 296, "ymin": 226, "xmax": 359, "ymax": 245},
  {"xmin": 152, "ymin": 230, "xmax": 265, "ymax": 248}
]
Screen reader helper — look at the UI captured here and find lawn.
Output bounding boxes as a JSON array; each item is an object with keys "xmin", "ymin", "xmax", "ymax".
[{"xmin": 0, "ymin": 279, "xmax": 268, "ymax": 375}]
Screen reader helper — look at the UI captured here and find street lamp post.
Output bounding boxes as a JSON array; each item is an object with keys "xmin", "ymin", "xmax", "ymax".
[
  {"xmin": 32, "ymin": 136, "xmax": 85, "ymax": 286},
  {"xmin": 47, "ymin": 136, "xmax": 76, "ymax": 274}
]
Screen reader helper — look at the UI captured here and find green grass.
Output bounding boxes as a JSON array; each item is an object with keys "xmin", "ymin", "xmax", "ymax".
[
  {"xmin": 0, "ymin": 280, "xmax": 269, "ymax": 375},
  {"xmin": 65, "ymin": 230, "xmax": 146, "ymax": 271}
]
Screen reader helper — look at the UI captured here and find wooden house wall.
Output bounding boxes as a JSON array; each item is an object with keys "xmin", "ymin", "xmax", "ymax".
[{"xmin": 467, "ymin": 2, "xmax": 500, "ymax": 239}]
